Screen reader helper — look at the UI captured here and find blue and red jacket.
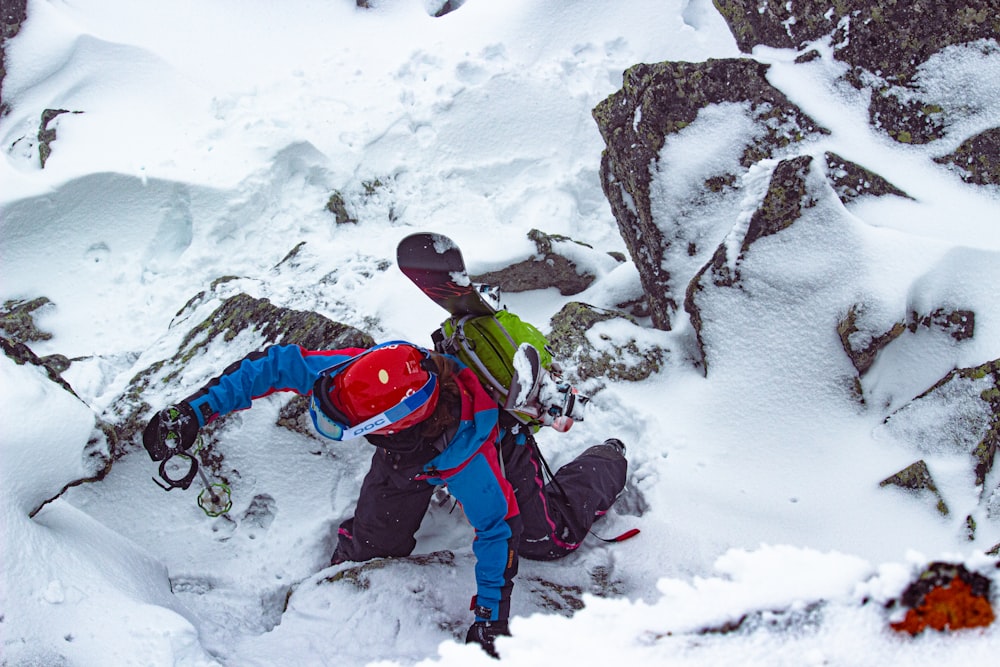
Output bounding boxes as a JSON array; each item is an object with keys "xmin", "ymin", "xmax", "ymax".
[{"xmin": 183, "ymin": 343, "xmax": 518, "ymax": 621}]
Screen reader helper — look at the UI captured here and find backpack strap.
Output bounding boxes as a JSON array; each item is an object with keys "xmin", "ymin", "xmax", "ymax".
[{"xmin": 448, "ymin": 314, "xmax": 514, "ymax": 400}]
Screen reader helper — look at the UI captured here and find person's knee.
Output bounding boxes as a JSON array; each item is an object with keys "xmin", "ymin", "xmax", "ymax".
[{"xmin": 580, "ymin": 438, "xmax": 626, "ymax": 461}]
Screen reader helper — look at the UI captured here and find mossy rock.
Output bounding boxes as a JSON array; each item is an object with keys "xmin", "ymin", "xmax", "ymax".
[
  {"xmin": 548, "ymin": 302, "xmax": 664, "ymax": 382},
  {"xmin": 276, "ymin": 394, "xmax": 317, "ymax": 438},
  {"xmin": 824, "ymin": 152, "xmax": 911, "ymax": 204},
  {"xmin": 471, "ymin": 229, "xmax": 597, "ymax": 296},
  {"xmin": 0, "ymin": 0, "xmax": 29, "ymax": 116},
  {"xmin": 683, "ymin": 155, "xmax": 818, "ymax": 372},
  {"xmin": 836, "ymin": 305, "xmax": 973, "ymax": 381},
  {"xmin": 712, "ymin": 0, "xmax": 846, "ymax": 53},
  {"xmin": 1, "ymin": 296, "xmax": 54, "ymax": 343},
  {"xmin": 891, "ymin": 561, "xmax": 994, "ymax": 630},
  {"xmin": 1, "ymin": 336, "xmax": 115, "ymax": 513},
  {"xmin": 714, "ymin": 1, "xmax": 999, "ymax": 84},
  {"xmin": 593, "ymin": 58, "xmax": 827, "ymax": 331},
  {"xmin": 934, "ymin": 127, "xmax": 1000, "ymax": 187},
  {"xmin": 319, "ymin": 550, "xmax": 456, "ymax": 591},
  {"xmin": 743, "ymin": 155, "xmax": 816, "ymax": 249},
  {"xmin": 107, "ymin": 292, "xmax": 374, "ymax": 457},
  {"xmin": 38, "ymin": 109, "xmax": 83, "ymax": 168},
  {"xmin": 523, "ymin": 577, "xmax": 584, "ymax": 615},
  {"xmin": 908, "ymin": 358, "xmax": 1000, "ymax": 487},
  {"xmin": 911, "ymin": 308, "xmax": 975, "ymax": 341},
  {"xmin": 713, "ymin": 1, "xmax": 999, "ymax": 145},
  {"xmin": 836, "ymin": 305, "xmax": 908, "ymax": 377},
  {"xmin": 325, "ymin": 191, "xmax": 356, "ymax": 224},
  {"xmin": 879, "ymin": 460, "xmax": 950, "ymax": 516}
]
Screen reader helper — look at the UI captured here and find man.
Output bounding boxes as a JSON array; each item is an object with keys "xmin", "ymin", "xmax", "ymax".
[{"xmin": 144, "ymin": 340, "xmax": 626, "ymax": 657}]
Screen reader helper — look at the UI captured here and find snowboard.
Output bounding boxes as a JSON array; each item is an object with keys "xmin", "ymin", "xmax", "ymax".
[
  {"xmin": 396, "ymin": 232, "xmax": 496, "ymax": 317},
  {"xmin": 397, "ymin": 232, "xmax": 575, "ymax": 430}
]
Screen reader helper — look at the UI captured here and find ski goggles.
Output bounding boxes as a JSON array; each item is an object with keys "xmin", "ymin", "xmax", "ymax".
[{"xmin": 308, "ymin": 344, "xmax": 438, "ymax": 441}]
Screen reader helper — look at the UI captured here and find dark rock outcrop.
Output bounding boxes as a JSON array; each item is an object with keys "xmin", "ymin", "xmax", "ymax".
[
  {"xmin": 548, "ymin": 302, "xmax": 664, "ymax": 383},
  {"xmin": 824, "ymin": 152, "xmax": 911, "ymax": 203},
  {"xmin": 683, "ymin": 154, "xmax": 824, "ymax": 371},
  {"xmin": 879, "ymin": 460, "xmax": 949, "ymax": 516},
  {"xmin": 1, "ymin": 336, "xmax": 115, "ymax": 516},
  {"xmin": 598, "ymin": 1, "xmax": 999, "ymax": 336},
  {"xmin": 0, "ymin": 0, "xmax": 28, "ymax": 116},
  {"xmin": 1, "ymin": 297, "xmax": 55, "ymax": 343},
  {"xmin": 39, "ymin": 109, "xmax": 82, "ymax": 168},
  {"xmin": 934, "ymin": 127, "xmax": 1000, "ymax": 187},
  {"xmin": 471, "ymin": 229, "xmax": 601, "ymax": 296},
  {"xmin": 593, "ymin": 59, "xmax": 827, "ymax": 330},
  {"xmin": 108, "ymin": 292, "xmax": 374, "ymax": 457},
  {"xmin": 838, "ymin": 307, "xmax": 975, "ymax": 378},
  {"xmin": 890, "ymin": 561, "xmax": 995, "ymax": 634},
  {"xmin": 714, "ymin": 0, "xmax": 1000, "ymax": 144},
  {"xmin": 879, "ymin": 358, "xmax": 1000, "ymax": 538}
]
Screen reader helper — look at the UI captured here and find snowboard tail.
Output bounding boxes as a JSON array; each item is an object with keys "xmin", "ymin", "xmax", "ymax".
[
  {"xmin": 396, "ymin": 231, "xmax": 588, "ymax": 431},
  {"xmin": 396, "ymin": 232, "xmax": 495, "ymax": 316}
]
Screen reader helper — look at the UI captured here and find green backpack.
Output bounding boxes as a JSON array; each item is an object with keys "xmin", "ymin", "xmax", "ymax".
[{"xmin": 432, "ymin": 310, "xmax": 553, "ymax": 426}]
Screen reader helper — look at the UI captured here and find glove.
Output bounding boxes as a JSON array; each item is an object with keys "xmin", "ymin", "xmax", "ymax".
[
  {"xmin": 143, "ymin": 402, "xmax": 200, "ymax": 461},
  {"xmin": 465, "ymin": 620, "xmax": 510, "ymax": 659}
]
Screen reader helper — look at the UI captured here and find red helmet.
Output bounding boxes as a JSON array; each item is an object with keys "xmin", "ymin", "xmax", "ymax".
[{"xmin": 330, "ymin": 344, "xmax": 439, "ymax": 434}]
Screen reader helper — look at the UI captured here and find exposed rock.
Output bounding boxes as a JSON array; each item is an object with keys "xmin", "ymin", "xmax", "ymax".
[
  {"xmin": 1, "ymin": 336, "xmax": 115, "ymax": 514},
  {"xmin": 1, "ymin": 297, "xmax": 117, "ymax": 490},
  {"xmin": 744, "ymin": 155, "xmax": 816, "ymax": 248},
  {"xmin": 838, "ymin": 307, "xmax": 975, "ymax": 377},
  {"xmin": 275, "ymin": 242, "xmax": 308, "ymax": 270},
  {"xmin": 0, "ymin": 0, "xmax": 28, "ymax": 117},
  {"xmin": 326, "ymin": 175, "xmax": 401, "ymax": 225},
  {"xmin": 36, "ymin": 108, "xmax": 85, "ymax": 168},
  {"xmin": 548, "ymin": 302, "xmax": 664, "ymax": 382},
  {"xmin": 891, "ymin": 359, "xmax": 999, "ymax": 488},
  {"xmin": 471, "ymin": 229, "xmax": 599, "ymax": 296},
  {"xmin": 428, "ymin": 0, "xmax": 466, "ymax": 17},
  {"xmin": 889, "ymin": 561, "xmax": 995, "ymax": 635},
  {"xmin": 320, "ymin": 550, "xmax": 456, "ymax": 589},
  {"xmin": 683, "ymin": 155, "xmax": 820, "ymax": 371},
  {"xmin": 824, "ymin": 152, "xmax": 911, "ymax": 204},
  {"xmin": 836, "ymin": 305, "xmax": 908, "ymax": 377},
  {"xmin": 713, "ymin": 1, "xmax": 1000, "ymax": 144},
  {"xmin": 878, "ymin": 359, "xmax": 999, "ymax": 535},
  {"xmin": 934, "ymin": 127, "xmax": 1000, "ymax": 187},
  {"xmin": 325, "ymin": 191, "xmax": 357, "ymax": 225},
  {"xmin": 879, "ymin": 460, "xmax": 949, "ymax": 516},
  {"xmin": 0, "ymin": 336, "xmax": 76, "ymax": 397},
  {"xmin": 957, "ymin": 361, "xmax": 1000, "ymax": 489},
  {"xmin": 696, "ymin": 602, "xmax": 824, "ymax": 637},
  {"xmin": 593, "ymin": 59, "xmax": 826, "ymax": 330},
  {"xmin": 712, "ymin": 0, "xmax": 842, "ymax": 53},
  {"xmin": 107, "ymin": 292, "xmax": 374, "ymax": 457},
  {"xmin": 276, "ymin": 394, "xmax": 316, "ymax": 438},
  {"xmin": 910, "ymin": 308, "xmax": 975, "ymax": 341},
  {"xmin": 715, "ymin": 0, "xmax": 999, "ymax": 73},
  {"xmin": 1, "ymin": 297, "xmax": 54, "ymax": 342}
]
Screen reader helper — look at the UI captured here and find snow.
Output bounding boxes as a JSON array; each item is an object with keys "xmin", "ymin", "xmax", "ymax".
[{"xmin": 1, "ymin": 0, "xmax": 998, "ymax": 665}]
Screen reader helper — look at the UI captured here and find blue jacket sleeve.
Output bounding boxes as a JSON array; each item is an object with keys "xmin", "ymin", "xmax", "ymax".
[
  {"xmin": 185, "ymin": 345, "xmax": 356, "ymax": 426},
  {"xmin": 440, "ymin": 445, "xmax": 520, "ymax": 622}
]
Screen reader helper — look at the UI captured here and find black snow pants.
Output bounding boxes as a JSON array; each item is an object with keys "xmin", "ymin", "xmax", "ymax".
[{"xmin": 333, "ymin": 425, "xmax": 627, "ymax": 563}]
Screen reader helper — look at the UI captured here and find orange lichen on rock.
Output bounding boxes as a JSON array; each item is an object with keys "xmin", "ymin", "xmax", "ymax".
[{"xmin": 891, "ymin": 578, "xmax": 996, "ymax": 635}]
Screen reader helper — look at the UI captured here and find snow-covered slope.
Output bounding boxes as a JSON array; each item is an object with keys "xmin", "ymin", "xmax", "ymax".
[{"xmin": 1, "ymin": 1, "xmax": 997, "ymax": 665}]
